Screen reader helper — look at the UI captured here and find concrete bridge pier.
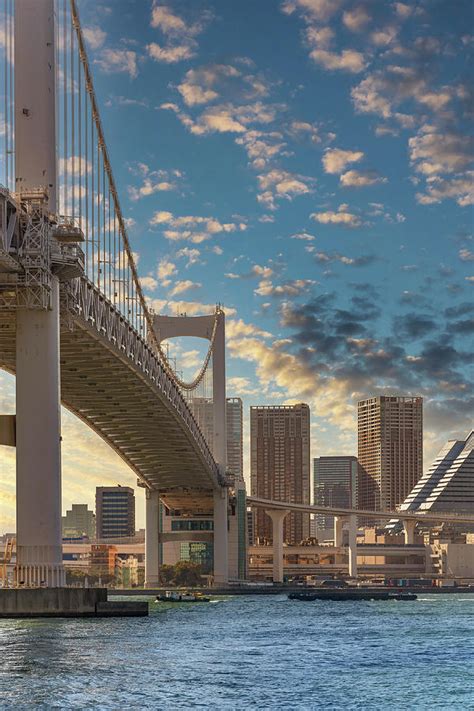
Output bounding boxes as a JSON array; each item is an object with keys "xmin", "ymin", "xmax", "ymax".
[
  {"xmin": 14, "ymin": 0, "xmax": 64, "ymax": 588},
  {"xmin": 334, "ymin": 516, "xmax": 345, "ymax": 548},
  {"xmin": 334, "ymin": 515, "xmax": 358, "ymax": 578},
  {"xmin": 266, "ymin": 509, "xmax": 289, "ymax": 583},
  {"xmin": 145, "ymin": 489, "xmax": 160, "ymax": 588},
  {"xmin": 403, "ymin": 519, "xmax": 416, "ymax": 545},
  {"xmin": 348, "ymin": 514, "xmax": 358, "ymax": 578},
  {"xmin": 213, "ymin": 487, "xmax": 229, "ymax": 584}
]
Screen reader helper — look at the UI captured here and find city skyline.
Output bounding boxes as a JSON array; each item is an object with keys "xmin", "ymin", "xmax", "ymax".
[{"xmin": 1, "ymin": 0, "xmax": 473, "ymax": 533}]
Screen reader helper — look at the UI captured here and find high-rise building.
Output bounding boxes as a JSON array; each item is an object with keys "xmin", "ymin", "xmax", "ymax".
[
  {"xmin": 250, "ymin": 404, "xmax": 310, "ymax": 544},
  {"xmin": 189, "ymin": 396, "xmax": 243, "ymax": 478},
  {"xmin": 314, "ymin": 456, "xmax": 358, "ymax": 532},
  {"xmin": 62, "ymin": 503, "xmax": 96, "ymax": 540},
  {"xmin": 358, "ymin": 396, "xmax": 423, "ymax": 511},
  {"xmin": 226, "ymin": 397, "xmax": 243, "ymax": 480},
  {"xmin": 96, "ymin": 486, "xmax": 135, "ymax": 540}
]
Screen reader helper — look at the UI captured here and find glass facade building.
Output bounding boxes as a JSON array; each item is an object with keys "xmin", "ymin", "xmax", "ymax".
[{"xmin": 314, "ymin": 456, "xmax": 358, "ymax": 531}]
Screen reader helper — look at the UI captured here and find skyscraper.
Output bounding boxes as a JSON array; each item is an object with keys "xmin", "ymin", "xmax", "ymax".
[
  {"xmin": 358, "ymin": 396, "xmax": 423, "ymax": 511},
  {"xmin": 96, "ymin": 486, "xmax": 135, "ymax": 539},
  {"xmin": 226, "ymin": 397, "xmax": 243, "ymax": 480},
  {"xmin": 190, "ymin": 396, "xmax": 243, "ymax": 478},
  {"xmin": 314, "ymin": 456, "xmax": 358, "ymax": 532},
  {"xmin": 250, "ymin": 404, "xmax": 310, "ymax": 544}
]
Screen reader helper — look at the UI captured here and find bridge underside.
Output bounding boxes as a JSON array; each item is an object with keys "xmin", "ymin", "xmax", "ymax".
[{"xmin": 0, "ymin": 309, "xmax": 217, "ymax": 492}]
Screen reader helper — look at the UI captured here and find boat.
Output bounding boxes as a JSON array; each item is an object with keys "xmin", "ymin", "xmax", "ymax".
[
  {"xmin": 288, "ymin": 590, "xmax": 417, "ymax": 602},
  {"xmin": 155, "ymin": 590, "xmax": 211, "ymax": 603}
]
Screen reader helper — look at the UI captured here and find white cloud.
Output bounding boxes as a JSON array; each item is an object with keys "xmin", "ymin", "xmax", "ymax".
[
  {"xmin": 352, "ymin": 67, "xmax": 454, "ymax": 123},
  {"xmin": 257, "ymin": 169, "xmax": 314, "ymax": 209},
  {"xmin": 161, "ymin": 100, "xmax": 278, "ymax": 136},
  {"xmin": 291, "ymin": 232, "xmax": 316, "ymax": 241},
  {"xmin": 343, "ymin": 7, "xmax": 371, "ymax": 32},
  {"xmin": 83, "ymin": 27, "xmax": 107, "ymax": 50},
  {"xmin": 254, "ymin": 278, "xmax": 315, "ymax": 297},
  {"xmin": 409, "ymin": 126, "xmax": 473, "ymax": 176},
  {"xmin": 150, "ymin": 211, "xmax": 247, "ymax": 243},
  {"xmin": 281, "ymin": 0, "xmax": 344, "ymax": 22},
  {"xmin": 311, "ymin": 204, "xmax": 362, "ymax": 227},
  {"xmin": 175, "ymin": 247, "xmax": 201, "ymax": 267},
  {"xmin": 94, "ymin": 49, "xmax": 138, "ymax": 79},
  {"xmin": 140, "ymin": 276, "xmax": 158, "ymax": 291},
  {"xmin": 236, "ymin": 130, "xmax": 287, "ymax": 170},
  {"xmin": 416, "ymin": 174, "xmax": 474, "ymax": 207},
  {"xmin": 176, "ymin": 64, "xmax": 240, "ymax": 106},
  {"xmin": 157, "ymin": 258, "xmax": 177, "ymax": 287},
  {"xmin": 310, "ymin": 49, "xmax": 366, "ymax": 73},
  {"xmin": 322, "ymin": 148, "xmax": 364, "ymax": 174},
  {"xmin": 168, "ymin": 279, "xmax": 201, "ymax": 296},
  {"xmin": 128, "ymin": 167, "xmax": 182, "ymax": 201},
  {"xmin": 147, "ymin": 42, "xmax": 196, "ymax": 64},
  {"xmin": 370, "ymin": 26, "xmax": 398, "ymax": 46},
  {"xmin": 459, "ymin": 249, "xmax": 474, "ymax": 262},
  {"xmin": 340, "ymin": 169, "xmax": 387, "ymax": 187}
]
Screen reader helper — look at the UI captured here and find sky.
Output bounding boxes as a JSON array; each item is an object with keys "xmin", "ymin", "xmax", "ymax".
[{"xmin": 1, "ymin": 0, "xmax": 473, "ymax": 532}]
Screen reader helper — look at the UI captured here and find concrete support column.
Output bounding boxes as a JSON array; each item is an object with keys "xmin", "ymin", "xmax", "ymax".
[
  {"xmin": 212, "ymin": 311, "xmax": 226, "ymax": 468},
  {"xmin": 145, "ymin": 489, "xmax": 160, "ymax": 588},
  {"xmin": 348, "ymin": 514, "xmax": 358, "ymax": 579},
  {"xmin": 403, "ymin": 519, "xmax": 416, "ymax": 545},
  {"xmin": 15, "ymin": 277, "xmax": 64, "ymax": 588},
  {"xmin": 266, "ymin": 509, "xmax": 289, "ymax": 584},
  {"xmin": 14, "ymin": 0, "xmax": 62, "ymax": 588},
  {"xmin": 334, "ymin": 516, "xmax": 345, "ymax": 548},
  {"xmin": 213, "ymin": 486, "xmax": 229, "ymax": 584}
]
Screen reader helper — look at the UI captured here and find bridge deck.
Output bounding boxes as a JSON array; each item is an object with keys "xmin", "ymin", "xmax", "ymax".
[{"xmin": 0, "ymin": 281, "xmax": 220, "ymax": 492}]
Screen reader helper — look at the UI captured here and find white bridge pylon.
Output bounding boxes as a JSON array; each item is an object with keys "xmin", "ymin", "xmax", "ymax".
[
  {"xmin": 146, "ymin": 310, "xmax": 229, "ymax": 586},
  {"xmin": 0, "ymin": 0, "xmax": 227, "ymax": 587}
]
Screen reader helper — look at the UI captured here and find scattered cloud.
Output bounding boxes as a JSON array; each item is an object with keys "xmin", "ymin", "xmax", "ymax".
[
  {"xmin": 340, "ymin": 169, "xmax": 387, "ymax": 187},
  {"xmin": 323, "ymin": 148, "xmax": 364, "ymax": 174},
  {"xmin": 257, "ymin": 168, "xmax": 315, "ymax": 210},
  {"xmin": 254, "ymin": 278, "xmax": 316, "ymax": 297},
  {"xmin": 168, "ymin": 279, "xmax": 202, "ymax": 296},
  {"xmin": 311, "ymin": 204, "xmax": 362, "ymax": 227},
  {"xmin": 150, "ymin": 211, "xmax": 247, "ymax": 243},
  {"xmin": 94, "ymin": 49, "xmax": 138, "ymax": 79}
]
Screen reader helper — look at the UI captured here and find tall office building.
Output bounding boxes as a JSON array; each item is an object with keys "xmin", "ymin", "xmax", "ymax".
[
  {"xmin": 62, "ymin": 503, "xmax": 96, "ymax": 540},
  {"xmin": 96, "ymin": 486, "xmax": 135, "ymax": 540},
  {"xmin": 358, "ymin": 396, "xmax": 423, "ymax": 511},
  {"xmin": 227, "ymin": 397, "xmax": 243, "ymax": 479},
  {"xmin": 251, "ymin": 404, "xmax": 310, "ymax": 544},
  {"xmin": 314, "ymin": 456, "xmax": 358, "ymax": 532},
  {"xmin": 190, "ymin": 396, "xmax": 243, "ymax": 479}
]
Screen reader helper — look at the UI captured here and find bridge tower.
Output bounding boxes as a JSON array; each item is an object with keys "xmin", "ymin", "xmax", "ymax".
[
  {"xmin": 150, "ymin": 310, "xmax": 229, "ymax": 584},
  {"xmin": 13, "ymin": 0, "xmax": 64, "ymax": 586}
]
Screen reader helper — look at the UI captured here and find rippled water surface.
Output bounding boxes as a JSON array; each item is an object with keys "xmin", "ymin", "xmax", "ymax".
[{"xmin": 0, "ymin": 594, "xmax": 473, "ymax": 709}]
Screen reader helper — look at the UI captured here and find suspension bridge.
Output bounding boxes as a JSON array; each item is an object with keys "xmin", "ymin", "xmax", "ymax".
[{"xmin": 0, "ymin": 0, "xmax": 232, "ymax": 587}]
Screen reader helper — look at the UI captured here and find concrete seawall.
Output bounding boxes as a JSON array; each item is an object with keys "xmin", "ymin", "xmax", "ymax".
[{"xmin": 0, "ymin": 588, "xmax": 148, "ymax": 617}]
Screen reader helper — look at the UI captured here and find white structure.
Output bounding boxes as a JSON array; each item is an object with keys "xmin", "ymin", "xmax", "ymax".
[
  {"xmin": 14, "ymin": 0, "xmax": 64, "ymax": 587},
  {"xmin": 149, "ymin": 310, "xmax": 229, "ymax": 585},
  {"xmin": 0, "ymin": 2, "xmax": 231, "ymax": 589}
]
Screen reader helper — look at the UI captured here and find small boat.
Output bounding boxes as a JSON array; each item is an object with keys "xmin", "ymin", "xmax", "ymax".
[
  {"xmin": 288, "ymin": 590, "xmax": 417, "ymax": 602},
  {"xmin": 155, "ymin": 590, "xmax": 211, "ymax": 603},
  {"xmin": 388, "ymin": 592, "xmax": 418, "ymax": 601}
]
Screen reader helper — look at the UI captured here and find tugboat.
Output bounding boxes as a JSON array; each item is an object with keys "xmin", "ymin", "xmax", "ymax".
[{"xmin": 155, "ymin": 590, "xmax": 211, "ymax": 603}]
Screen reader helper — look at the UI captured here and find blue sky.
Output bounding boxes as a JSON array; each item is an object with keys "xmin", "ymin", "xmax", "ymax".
[{"xmin": 1, "ymin": 0, "xmax": 473, "ymax": 530}]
